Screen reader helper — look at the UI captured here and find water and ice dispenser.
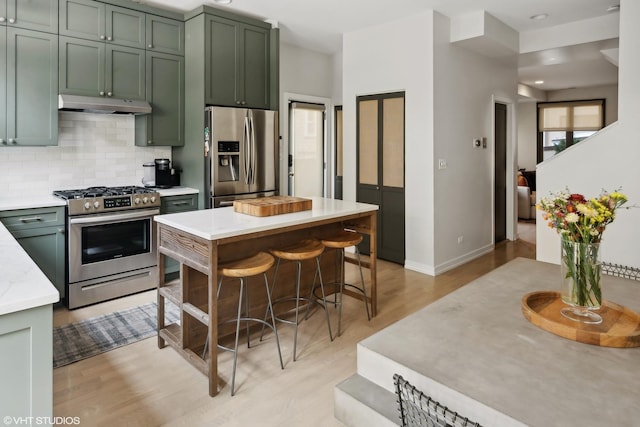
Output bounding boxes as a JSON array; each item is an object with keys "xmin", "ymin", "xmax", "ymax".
[{"xmin": 217, "ymin": 141, "xmax": 240, "ymax": 182}]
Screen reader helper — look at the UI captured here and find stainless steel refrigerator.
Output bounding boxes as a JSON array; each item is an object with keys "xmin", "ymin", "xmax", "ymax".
[{"xmin": 204, "ymin": 106, "xmax": 279, "ymax": 208}]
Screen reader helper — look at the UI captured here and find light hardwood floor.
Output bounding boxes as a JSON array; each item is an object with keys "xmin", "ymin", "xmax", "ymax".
[{"xmin": 53, "ymin": 240, "xmax": 535, "ymax": 426}]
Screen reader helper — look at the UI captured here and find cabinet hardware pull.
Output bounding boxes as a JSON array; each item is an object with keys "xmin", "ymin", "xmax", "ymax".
[
  {"xmin": 8, "ymin": 138, "xmax": 15, "ymax": 144},
  {"xmin": 148, "ymin": 44, "xmax": 153, "ymax": 48},
  {"xmin": 107, "ymin": 92, "xmax": 112, "ymax": 97},
  {"xmin": 99, "ymin": 91, "xmax": 105, "ymax": 96},
  {"xmin": 172, "ymin": 201, "xmax": 190, "ymax": 206},
  {"xmin": 20, "ymin": 216, "xmax": 43, "ymax": 223},
  {"xmin": 107, "ymin": 36, "xmax": 112, "ymax": 41},
  {"xmin": 0, "ymin": 139, "xmax": 4, "ymax": 144},
  {"xmin": 147, "ymin": 140, "xmax": 153, "ymax": 145},
  {"xmin": 8, "ymin": 18, "xmax": 15, "ymax": 24},
  {"xmin": 100, "ymin": 35, "xmax": 105, "ymax": 40},
  {"xmin": 0, "ymin": 17, "xmax": 5, "ymax": 23}
]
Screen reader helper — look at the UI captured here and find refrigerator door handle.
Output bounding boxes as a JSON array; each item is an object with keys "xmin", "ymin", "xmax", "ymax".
[
  {"xmin": 243, "ymin": 116, "xmax": 251, "ymax": 185},
  {"xmin": 250, "ymin": 114, "xmax": 257, "ymax": 185}
]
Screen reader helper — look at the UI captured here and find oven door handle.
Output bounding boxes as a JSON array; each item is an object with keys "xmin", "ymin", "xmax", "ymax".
[{"xmin": 69, "ymin": 209, "xmax": 160, "ymax": 225}]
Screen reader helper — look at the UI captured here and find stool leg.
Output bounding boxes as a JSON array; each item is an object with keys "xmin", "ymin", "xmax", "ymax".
[
  {"xmin": 264, "ymin": 271, "xmax": 284, "ymax": 369},
  {"xmin": 337, "ymin": 248, "xmax": 345, "ymax": 337},
  {"xmin": 245, "ymin": 277, "xmax": 251, "ymax": 348},
  {"xmin": 230, "ymin": 277, "xmax": 245, "ymax": 396},
  {"xmin": 293, "ymin": 260, "xmax": 302, "ymax": 361},
  {"xmin": 315, "ymin": 256, "xmax": 334, "ymax": 342},
  {"xmin": 356, "ymin": 246, "xmax": 371, "ymax": 321},
  {"xmin": 260, "ymin": 258, "xmax": 281, "ymax": 342}
]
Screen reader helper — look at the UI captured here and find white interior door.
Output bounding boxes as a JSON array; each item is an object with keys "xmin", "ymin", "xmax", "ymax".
[{"xmin": 289, "ymin": 102, "xmax": 325, "ymax": 197}]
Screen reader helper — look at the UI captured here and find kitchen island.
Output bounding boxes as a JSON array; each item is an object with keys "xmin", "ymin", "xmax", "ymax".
[
  {"xmin": 0, "ymin": 221, "xmax": 59, "ymax": 423},
  {"xmin": 154, "ymin": 197, "xmax": 378, "ymax": 396}
]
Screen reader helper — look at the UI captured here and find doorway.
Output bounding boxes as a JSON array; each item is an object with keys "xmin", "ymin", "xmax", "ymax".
[
  {"xmin": 356, "ymin": 92, "xmax": 405, "ymax": 264},
  {"xmin": 288, "ymin": 101, "xmax": 326, "ymax": 197}
]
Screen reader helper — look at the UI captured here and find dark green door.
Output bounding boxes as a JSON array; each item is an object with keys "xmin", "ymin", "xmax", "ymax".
[
  {"xmin": 357, "ymin": 92, "xmax": 405, "ymax": 264},
  {"xmin": 146, "ymin": 15, "xmax": 184, "ymax": 55},
  {"xmin": 59, "ymin": 35, "xmax": 105, "ymax": 97},
  {"xmin": 206, "ymin": 15, "xmax": 238, "ymax": 106},
  {"xmin": 106, "ymin": 44, "xmax": 145, "ymax": 100},
  {"xmin": 495, "ymin": 102, "xmax": 507, "ymax": 242},
  {"xmin": 10, "ymin": 0, "xmax": 58, "ymax": 33},
  {"xmin": 0, "ymin": 28, "xmax": 6, "ymax": 144},
  {"xmin": 241, "ymin": 23, "xmax": 269, "ymax": 109}
]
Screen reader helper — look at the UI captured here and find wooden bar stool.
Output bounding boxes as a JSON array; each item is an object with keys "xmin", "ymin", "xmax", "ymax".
[
  {"xmin": 318, "ymin": 229, "xmax": 370, "ymax": 337},
  {"xmin": 211, "ymin": 251, "xmax": 284, "ymax": 396},
  {"xmin": 265, "ymin": 239, "xmax": 333, "ymax": 362}
]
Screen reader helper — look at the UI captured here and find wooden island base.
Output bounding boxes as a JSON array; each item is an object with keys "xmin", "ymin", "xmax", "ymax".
[{"xmin": 154, "ymin": 199, "xmax": 378, "ymax": 396}]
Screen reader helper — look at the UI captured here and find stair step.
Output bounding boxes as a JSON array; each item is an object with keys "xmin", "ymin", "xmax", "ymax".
[{"xmin": 334, "ymin": 374, "xmax": 399, "ymax": 427}]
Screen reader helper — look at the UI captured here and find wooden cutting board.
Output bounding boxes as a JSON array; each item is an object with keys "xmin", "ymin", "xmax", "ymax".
[{"xmin": 233, "ymin": 196, "xmax": 312, "ymax": 217}]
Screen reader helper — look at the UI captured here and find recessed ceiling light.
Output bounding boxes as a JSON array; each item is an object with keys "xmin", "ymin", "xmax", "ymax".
[
  {"xmin": 534, "ymin": 80, "xmax": 544, "ymax": 85},
  {"xmin": 529, "ymin": 13, "xmax": 549, "ymax": 20},
  {"xmin": 607, "ymin": 5, "xmax": 620, "ymax": 13},
  {"xmin": 212, "ymin": 0, "xmax": 232, "ymax": 4}
]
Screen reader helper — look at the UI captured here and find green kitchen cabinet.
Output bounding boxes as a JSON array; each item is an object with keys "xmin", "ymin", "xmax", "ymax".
[
  {"xmin": 160, "ymin": 194, "xmax": 198, "ymax": 276},
  {"xmin": 205, "ymin": 15, "xmax": 270, "ymax": 109},
  {"xmin": 0, "ymin": 0, "xmax": 58, "ymax": 34},
  {"xmin": 0, "ymin": 27, "xmax": 58, "ymax": 147},
  {"xmin": 0, "ymin": 207, "xmax": 66, "ymax": 299},
  {"xmin": 60, "ymin": 0, "xmax": 146, "ymax": 49},
  {"xmin": 146, "ymin": 14, "xmax": 184, "ymax": 55},
  {"xmin": 59, "ymin": 35, "xmax": 145, "ymax": 100},
  {"xmin": 135, "ymin": 51, "xmax": 184, "ymax": 146}
]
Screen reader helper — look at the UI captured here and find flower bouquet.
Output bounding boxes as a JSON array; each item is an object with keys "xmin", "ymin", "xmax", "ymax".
[{"xmin": 537, "ymin": 189, "xmax": 627, "ymax": 323}]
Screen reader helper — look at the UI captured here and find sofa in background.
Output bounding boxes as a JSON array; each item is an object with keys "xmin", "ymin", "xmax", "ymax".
[{"xmin": 518, "ymin": 185, "xmax": 536, "ymax": 219}]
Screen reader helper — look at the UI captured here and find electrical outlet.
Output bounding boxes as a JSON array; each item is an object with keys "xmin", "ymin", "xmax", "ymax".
[
  {"xmin": 457, "ymin": 235, "xmax": 464, "ymax": 244},
  {"xmin": 438, "ymin": 159, "xmax": 447, "ymax": 169}
]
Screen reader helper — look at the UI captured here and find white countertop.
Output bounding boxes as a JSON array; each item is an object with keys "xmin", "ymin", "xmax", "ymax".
[
  {"xmin": 0, "ymin": 195, "xmax": 66, "ymax": 211},
  {"xmin": 154, "ymin": 197, "xmax": 378, "ymax": 241},
  {"xmin": 155, "ymin": 187, "xmax": 199, "ymax": 197},
  {"xmin": 0, "ymin": 223, "xmax": 59, "ymax": 316}
]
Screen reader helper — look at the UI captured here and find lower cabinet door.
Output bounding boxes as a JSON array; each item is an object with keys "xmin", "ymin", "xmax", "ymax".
[{"xmin": 12, "ymin": 226, "xmax": 66, "ymax": 299}]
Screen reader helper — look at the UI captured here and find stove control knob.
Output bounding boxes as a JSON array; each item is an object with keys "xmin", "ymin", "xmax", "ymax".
[
  {"xmin": 143, "ymin": 197, "xmax": 149, "ymax": 204},
  {"xmin": 84, "ymin": 202, "xmax": 91, "ymax": 210},
  {"xmin": 134, "ymin": 197, "xmax": 141, "ymax": 205},
  {"xmin": 93, "ymin": 201, "xmax": 100, "ymax": 209},
  {"xmin": 150, "ymin": 196, "xmax": 156, "ymax": 203}
]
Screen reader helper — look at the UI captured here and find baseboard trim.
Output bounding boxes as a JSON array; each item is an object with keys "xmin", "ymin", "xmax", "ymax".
[{"xmin": 433, "ymin": 244, "xmax": 494, "ymax": 275}]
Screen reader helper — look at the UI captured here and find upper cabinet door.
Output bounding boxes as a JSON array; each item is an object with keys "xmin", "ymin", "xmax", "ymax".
[
  {"xmin": 106, "ymin": 44, "xmax": 145, "ymax": 100},
  {"xmin": 60, "ymin": 0, "xmax": 106, "ymax": 41},
  {"xmin": 6, "ymin": 28, "xmax": 58, "ymax": 146},
  {"xmin": 107, "ymin": 5, "xmax": 145, "ymax": 49},
  {"xmin": 59, "ymin": 35, "xmax": 106, "ymax": 97},
  {"xmin": 241, "ymin": 24, "xmax": 269, "ymax": 110},
  {"xmin": 205, "ymin": 15, "xmax": 238, "ymax": 107},
  {"xmin": 0, "ymin": 28, "xmax": 7, "ymax": 144},
  {"xmin": 146, "ymin": 15, "xmax": 184, "ymax": 55},
  {"xmin": 4, "ymin": 0, "xmax": 58, "ymax": 33}
]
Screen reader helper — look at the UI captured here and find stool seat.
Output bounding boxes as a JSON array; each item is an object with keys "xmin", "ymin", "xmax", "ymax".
[
  {"xmin": 321, "ymin": 230, "xmax": 363, "ymax": 249},
  {"xmin": 271, "ymin": 239, "xmax": 324, "ymax": 261},
  {"xmin": 218, "ymin": 252, "xmax": 275, "ymax": 278}
]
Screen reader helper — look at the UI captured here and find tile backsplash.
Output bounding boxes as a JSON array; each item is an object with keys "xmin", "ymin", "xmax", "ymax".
[{"xmin": 0, "ymin": 112, "xmax": 171, "ymax": 198}]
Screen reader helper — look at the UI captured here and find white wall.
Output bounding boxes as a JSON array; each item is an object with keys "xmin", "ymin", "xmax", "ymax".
[
  {"xmin": 517, "ymin": 101, "xmax": 537, "ymax": 170},
  {"xmin": 343, "ymin": 11, "xmax": 517, "ymax": 275},
  {"xmin": 536, "ymin": 0, "xmax": 640, "ymax": 269},
  {"xmin": 278, "ymin": 43, "xmax": 336, "ymax": 195},
  {"xmin": 0, "ymin": 112, "xmax": 170, "ymax": 198},
  {"xmin": 432, "ymin": 12, "xmax": 518, "ymax": 271},
  {"xmin": 343, "ymin": 11, "xmax": 435, "ymax": 272}
]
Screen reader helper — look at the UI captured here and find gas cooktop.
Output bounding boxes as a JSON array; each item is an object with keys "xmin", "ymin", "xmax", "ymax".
[
  {"xmin": 53, "ymin": 186, "xmax": 161, "ymax": 215},
  {"xmin": 53, "ymin": 186, "xmax": 156, "ymax": 200}
]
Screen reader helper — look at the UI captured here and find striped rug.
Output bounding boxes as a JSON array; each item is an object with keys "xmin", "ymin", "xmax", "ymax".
[{"xmin": 53, "ymin": 302, "xmax": 180, "ymax": 368}]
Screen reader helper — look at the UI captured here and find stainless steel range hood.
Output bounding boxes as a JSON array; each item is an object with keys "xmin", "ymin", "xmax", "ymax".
[{"xmin": 58, "ymin": 94, "xmax": 152, "ymax": 115}]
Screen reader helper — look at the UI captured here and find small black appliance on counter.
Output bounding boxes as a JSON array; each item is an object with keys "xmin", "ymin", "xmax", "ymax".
[{"xmin": 154, "ymin": 158, "xmax": 180, "ymax": 188}]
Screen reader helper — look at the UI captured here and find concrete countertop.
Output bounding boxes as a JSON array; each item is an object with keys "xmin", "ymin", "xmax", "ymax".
[
  {"xmin": 0, "ymin": 222, "xmax": 59, "ymax": 316},
  {"xmin": 360, "ymin": 257, "xmax": 640, "ymax": 426},
  {"xmin": 154, "ymin": 197, "xmax": 378, "ymax": 241}
]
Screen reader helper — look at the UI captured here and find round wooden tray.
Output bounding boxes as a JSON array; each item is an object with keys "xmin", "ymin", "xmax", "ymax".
[{"xmin": 521, "ymin": 291, "xmax": 640, "ymax": 348}]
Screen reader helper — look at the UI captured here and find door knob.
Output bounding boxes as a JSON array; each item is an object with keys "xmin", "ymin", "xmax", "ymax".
[{"xmin": 288, "ymin": 172, "xmax": 294, "ymax": 177}]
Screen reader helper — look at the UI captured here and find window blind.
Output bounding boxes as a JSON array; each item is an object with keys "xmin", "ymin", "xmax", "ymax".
[{"xmin": 538, "ymin": 100, "xmax": 604, "ymax": 132}]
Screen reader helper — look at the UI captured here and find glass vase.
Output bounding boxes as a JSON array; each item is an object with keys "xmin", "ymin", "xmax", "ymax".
[{"xmin": 560, "ymin": 239, "xmax": 603, "ymax": 324}]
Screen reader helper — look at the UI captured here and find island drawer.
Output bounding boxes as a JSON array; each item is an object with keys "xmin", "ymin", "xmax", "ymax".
[
  {"xmin": 0, "ymin": 207, "xmax": 65, "ymax": 232},
  {"xmin": 161, "ymin": 194, "xmax": 198, "ymax": 214}
]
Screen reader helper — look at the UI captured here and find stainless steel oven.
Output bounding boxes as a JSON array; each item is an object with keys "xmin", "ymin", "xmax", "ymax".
[{"xmin": 54, "ymin": 186, "xmax": 161, "ymax": 309}]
